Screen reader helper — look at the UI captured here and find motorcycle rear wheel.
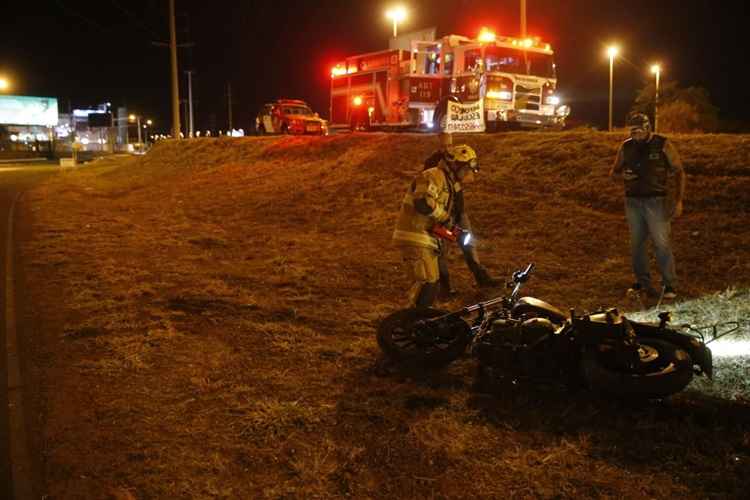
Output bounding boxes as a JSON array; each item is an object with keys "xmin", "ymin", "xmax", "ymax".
[
  {"xmin": 377, "ymin": 308, "xmax": 471, "ymax": 370},
  {"xmin": 582, "ymin": 338, "xmax": 694, "ymax": 399}
]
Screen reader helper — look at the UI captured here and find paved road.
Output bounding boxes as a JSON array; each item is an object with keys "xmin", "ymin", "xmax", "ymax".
[{"xmin": 1, "ymin": 162, "xmax": 59, "ymax": 499}]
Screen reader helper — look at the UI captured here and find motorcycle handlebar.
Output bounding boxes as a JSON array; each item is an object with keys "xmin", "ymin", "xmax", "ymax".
[
  {"xmin": 513, "ymin": 263, "xmax": 535, "ymax": 283},
  {"xmin": 421, "ymin": 263, "xmax": 536, "ymax": 323}
]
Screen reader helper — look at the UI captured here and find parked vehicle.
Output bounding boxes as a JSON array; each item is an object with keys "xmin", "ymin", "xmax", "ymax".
[
  {"xmin": 377, "ymin": 264, "xmax": 713, "ymax": 399},
  {"xmin": 255, "ymin": 99, "xmax": 329, "ymax": 135},
  {"xmin": 329, "ymin": 28, "xmax": 570, "ymax": 131}
]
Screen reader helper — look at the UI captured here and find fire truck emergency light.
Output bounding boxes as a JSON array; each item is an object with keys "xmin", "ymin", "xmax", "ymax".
[
  {"xmin": 331, "ymin": 65, "xmax": 347, "ymax": 78},
  {"xmin": 478, "ymin": 28, "xmax": 496, "ymax": 43}
]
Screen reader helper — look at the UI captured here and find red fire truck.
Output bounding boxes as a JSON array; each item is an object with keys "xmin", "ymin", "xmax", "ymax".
[{"xmin": 329, "ymin": 29, "xmax": 570, "ymax": 131}]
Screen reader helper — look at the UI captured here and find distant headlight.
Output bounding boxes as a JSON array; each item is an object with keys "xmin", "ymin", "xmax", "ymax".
[{"xmin": 546, "ymin": 95, "xmax": 560, "ymax": 105}]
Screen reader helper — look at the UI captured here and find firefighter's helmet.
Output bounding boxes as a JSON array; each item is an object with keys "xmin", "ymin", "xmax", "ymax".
[
  {"xmin": 445, "ymin": 144, "xmax": 479, "ymax": 172},
  {"xmin": 626, "ymin": 112, "xmax": 651, "ymax": 133}
]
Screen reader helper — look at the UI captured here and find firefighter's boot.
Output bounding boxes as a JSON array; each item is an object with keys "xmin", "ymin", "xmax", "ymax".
[
  {"xmin": 474, "ymin": 268, "xmax": 502, "ymax": 289},
  {"xmin": 438, "ymin": 276, "xmax": 458, "ymax": 301},
  {"xmin": 437, "ymin": 257, "xmax": 457, "ymax": 300},
  {"xmin": 414, "ymin": 282, "xmax": 439, "ymax": 309},
  {"xmin": 461, "ymin": 243, "xmax": 501, "ymax": 288}
]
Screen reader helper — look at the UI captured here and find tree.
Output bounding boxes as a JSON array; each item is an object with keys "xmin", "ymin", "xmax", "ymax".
[
  {"xmin": 658, "ymin": 101, "xmax": 701, "ymax": 133},
  {"xmin": 631, "ymin": 80, "xmax": 719, "ymax": 133}
]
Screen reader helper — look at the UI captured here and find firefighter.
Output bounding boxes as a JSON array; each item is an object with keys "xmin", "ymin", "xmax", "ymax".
[
  {"xmin": 609, "ymin": 112, "xmax": 686, "ymax": 299},
  {"xmin": 424, "ymin": 134, "xmax": 500, "ymax": 298},
  {"xmin": 393, "ymin": 143, "xmax": 482, "ymax": 308}
]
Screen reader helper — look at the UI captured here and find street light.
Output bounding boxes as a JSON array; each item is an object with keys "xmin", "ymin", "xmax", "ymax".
[
  {"xmin": 385, "ymin": 6, "xmax": 407, "ymax": 38},
  {"xmin": 143, "ymin": 119, "xmax": 153, "ymax": 147},
  {"xmin": 0, "ymin": 76, "xmax": 10, "ymax": 92},
  {"xmin": 651, "ymin": 64, "xmax": 661, "ymax": 133},
  {"xmin": 607, "ymin": 45, "xmax": 619, "ymax": 132},
  {"xmin": 129, "ymin": 114, "xmax": 143, "ymax": 147}
]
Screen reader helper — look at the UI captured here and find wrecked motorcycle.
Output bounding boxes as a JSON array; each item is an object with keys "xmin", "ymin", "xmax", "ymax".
[{"xmin": 377, "ymin": 264, "xmax": 713, "ymax": 398}]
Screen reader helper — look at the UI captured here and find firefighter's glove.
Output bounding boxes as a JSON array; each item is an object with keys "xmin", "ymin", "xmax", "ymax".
[
  {"xmin": 431, "ymin": 223, "xmax": 458, "ymax": 242},
  {"xmin": 432, "ymin": 224, "xmax": 472, "ymax": 246}
]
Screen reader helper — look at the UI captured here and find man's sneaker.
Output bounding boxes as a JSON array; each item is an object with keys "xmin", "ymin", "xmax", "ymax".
[
  {"xmin": 628, "ymin": 283, "xmax": 659, "ymax": 298},
  {"xmin": 627, "ymin": 283, "xmax": 643, "ymax": 294},
  {"xmin": 662, "ymin": 287, "xmax": 677, "ymax": 299}
]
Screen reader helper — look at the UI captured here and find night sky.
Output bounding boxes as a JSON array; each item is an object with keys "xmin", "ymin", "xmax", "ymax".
[{"xmin": 2, "ymin": 0, "xmax": 748, "ymax": 133}]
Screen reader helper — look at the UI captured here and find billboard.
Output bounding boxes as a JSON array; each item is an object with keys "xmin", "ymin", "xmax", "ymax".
[{"xmin": 0, "ymin": 95, "xmax": 59, "ymax": 126}]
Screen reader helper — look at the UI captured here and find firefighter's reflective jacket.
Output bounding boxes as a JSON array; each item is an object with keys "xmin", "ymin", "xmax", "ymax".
[{"xmin": 393, "ymin": 165, "xmax": 458, "ymax": 250}]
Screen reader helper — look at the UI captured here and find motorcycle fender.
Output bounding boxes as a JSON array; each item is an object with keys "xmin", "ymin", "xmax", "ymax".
[{"xmin": 632, "ymin": 323, "xmax": 713, "ymax": 379}]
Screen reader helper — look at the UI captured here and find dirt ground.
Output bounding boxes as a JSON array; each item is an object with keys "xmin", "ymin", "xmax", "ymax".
[{"xmin": 16, "ymin": 131, "xmax": 750, "ymax": 498}]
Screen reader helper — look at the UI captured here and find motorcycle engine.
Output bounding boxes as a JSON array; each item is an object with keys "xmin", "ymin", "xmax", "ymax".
[{"xmin": 473, "ymin": 316, "xmax": 558, "ymax": 375}]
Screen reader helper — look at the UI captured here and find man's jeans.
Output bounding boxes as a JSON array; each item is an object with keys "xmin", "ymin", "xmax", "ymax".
[{"xmin": 625, "ymin": 196, "xmax": 676, "ymax": 289}]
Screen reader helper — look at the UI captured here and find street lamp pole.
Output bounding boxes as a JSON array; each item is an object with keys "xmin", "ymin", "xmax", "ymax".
[
  {"xmin": 186, "ymin": 70, "xmax": 195, "ymax": 138},
  {"xmin": 607, "ymin": 46, "xmax": 619, "ymax": 132},
  {"xmin": 144, "ymin": 120, "xmax": 152, "ymax": 147},
  {"xmin": 129, "ymin": 114, "xmax": 142, "ymax": 146},
  {"xmin": 651, "ymin": 64, "xmax": 661, "ymax": 133}
]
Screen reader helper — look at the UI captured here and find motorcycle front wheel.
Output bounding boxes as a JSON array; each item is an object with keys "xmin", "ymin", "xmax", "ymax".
[
  {"xmin": 581, "ymin": 338, "xmax": 694, "ymax": 399},
  {"xmin": 377, "ymin": 308, "xmax": 471, "ymax": 370}
]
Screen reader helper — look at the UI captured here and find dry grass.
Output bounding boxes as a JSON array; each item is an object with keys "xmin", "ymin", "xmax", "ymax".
[{"xmin": 17, "ymin": 131, "xmax": 750, "ymax": 499}]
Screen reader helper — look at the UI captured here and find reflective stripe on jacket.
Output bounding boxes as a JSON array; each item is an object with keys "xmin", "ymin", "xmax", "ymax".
[{"xmin": 393, "ymin": 166, "xmax": 456, "ymax": 250}]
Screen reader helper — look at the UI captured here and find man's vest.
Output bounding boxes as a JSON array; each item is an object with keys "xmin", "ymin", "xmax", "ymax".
[
  {"xmin": 621, "ymin": 134, "xmax": 671, "ymax": 197},
  {"xmin": 393, "ymin": 166, "xmax": 456, "ymax": 250}
]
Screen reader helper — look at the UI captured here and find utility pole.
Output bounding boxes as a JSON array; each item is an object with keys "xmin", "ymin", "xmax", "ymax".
[
  {"xmin": 169, "ymin": 0, "xmax": 181, "ymax": 139},
  {"xmin": 186, "ymin": 70, "xmax": 194, "ymax": 137},
  {"xmin": 520, "ymin": 0, "xmax": 527, "ymax": 37},
  {"xmin": 181, "ymin": 99, "xmax": 188, "ymax": 134},
  {"xmin": 227, "ymin": 82, "xmax": 233, "ymax": 131}
]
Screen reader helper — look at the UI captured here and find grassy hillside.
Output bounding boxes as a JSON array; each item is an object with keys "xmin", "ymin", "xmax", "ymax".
[{"xmin": 19, "ymin": 131, "xmax": 750, "ymax": 498}]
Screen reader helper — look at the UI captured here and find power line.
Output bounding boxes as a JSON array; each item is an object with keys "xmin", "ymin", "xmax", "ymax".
[
  {"xmin": 52, "ymin": 0, "xmax": 160, "ymax": 47},
  {"xmin": 52, "ymin": 0, "xmax": 109, "ymax": 33},
  {"xmin": 109, "ymin": 0, "xmax": 161, "ymax": 39}
]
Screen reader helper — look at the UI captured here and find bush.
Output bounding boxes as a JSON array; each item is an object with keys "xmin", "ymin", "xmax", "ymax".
[{"xmin": 658, "ymin": 100, "xmax": 702, "ymax": 133}]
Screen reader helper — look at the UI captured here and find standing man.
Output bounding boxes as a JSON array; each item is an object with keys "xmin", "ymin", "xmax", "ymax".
[
  {"xmin": 610, "ymin": 113, "xmax": 686, "ymax": 299},
  {"xmin": 393, "ymin": 144, "xmax": 481, "ymax": 308},
  {"xmin": 424, "ymin": 134, "xmax": 499, "ymax": 298}
]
